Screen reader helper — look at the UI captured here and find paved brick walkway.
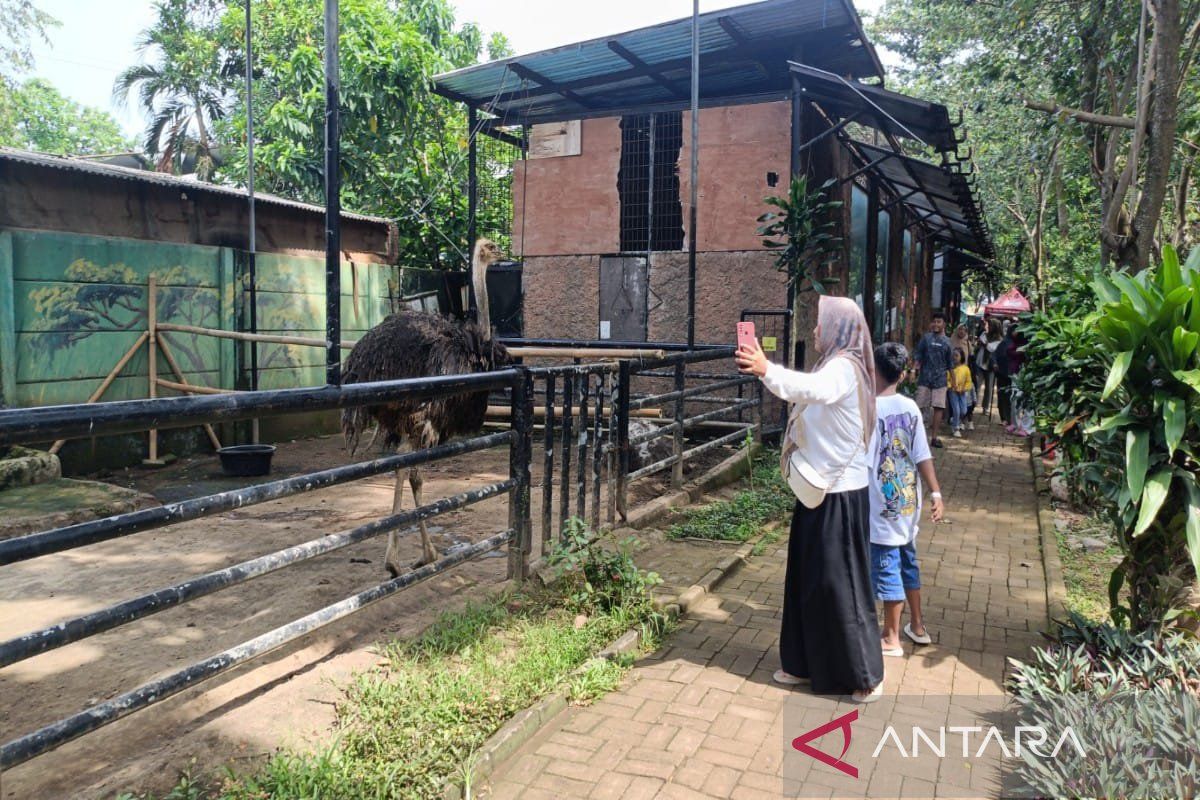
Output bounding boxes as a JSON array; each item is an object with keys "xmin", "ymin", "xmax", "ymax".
[{"xmin": 482, "ymin": 418, "xmax": 1047, "ymax": 799}]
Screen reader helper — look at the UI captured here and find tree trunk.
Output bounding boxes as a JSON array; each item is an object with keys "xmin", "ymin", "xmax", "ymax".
[{"xmin": 1130, "ymin": 0, "xmax": 1183, "ymax": 270}]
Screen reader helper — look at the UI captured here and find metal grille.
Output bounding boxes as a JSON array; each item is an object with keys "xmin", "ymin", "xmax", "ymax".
[
  {"xmin": 478, "ymin": 129, "xmax": 523, "ymax": 255},
  {"xmin": 618, "ymin": 112, "xmax": 685, "ymax": 253}
]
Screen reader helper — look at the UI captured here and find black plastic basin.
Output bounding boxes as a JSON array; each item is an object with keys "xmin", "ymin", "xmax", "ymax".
[{"xmin": 217, "ymin": 444, "xmax": 276, "ymax": 477}]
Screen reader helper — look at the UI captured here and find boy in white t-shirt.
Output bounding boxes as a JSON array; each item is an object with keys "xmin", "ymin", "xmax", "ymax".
[{"xmin": 870, "ymin": 343, "xmax": 945, "ymax": 655}]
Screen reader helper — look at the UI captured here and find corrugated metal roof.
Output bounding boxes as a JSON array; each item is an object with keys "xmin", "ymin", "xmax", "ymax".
[
  {"xmin": 0, "ymin": 147, "xmax": 393, "ymax": 226},
  {"xmin": 851, "ymin": 140, "xmax": 994, "ymax": 259},
  {"xmin": 789, "ymin": 62, "xmax": 960, "ymax": 153},
  {"xmin": 434, "ymin": 0, "xmax": 883, "ymax": 125}
]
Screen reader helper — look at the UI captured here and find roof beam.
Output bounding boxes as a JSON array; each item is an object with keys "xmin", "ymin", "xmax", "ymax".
[
  {"xmin": 717, "ymin": 16, "xmax": 751, "ymax": 45},
  {"xmin": 607, "ymin": 41, "xmax": 689, "ymax": 99},
  {"xmin": 508, "ymin": 62, "xmax": 598, "ymax": 109}
]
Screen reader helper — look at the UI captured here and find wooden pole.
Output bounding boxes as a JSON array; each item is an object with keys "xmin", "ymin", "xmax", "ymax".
[
  {"xmin": 145, "ymin": 276, "xmax": 162, "ymax": 465},
  {"xmin": 155, "ymin": 334, "xmax": 224, "ymax": 449},
  {"xmin": 48, "ymin": 330, "xmax": 149, "ymax": 455},
  {"xmin": 155, "ymin": 378, "xmax": 236, "ymax": 397}
]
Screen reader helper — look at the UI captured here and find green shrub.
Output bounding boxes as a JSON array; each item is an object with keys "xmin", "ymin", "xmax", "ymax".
[
  {"xmin": 1007, "ymin": 615, "xmax": 1200, "ymax": 798},
  {"xmin": 1020, "ymin": 245, "xmax": 1200, "ymax": 630},
  {"xmin": 667, "ymin": 455, "xmax": 792, "ymax": 542},
  {"xmin": 548, "ymin": 518, "xmax": 663, "ymax": 616}
]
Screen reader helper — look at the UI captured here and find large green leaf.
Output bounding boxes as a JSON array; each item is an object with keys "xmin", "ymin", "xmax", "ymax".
[
  {"xmin": 1185, "ymin": 482, "xmax": 1200, "ymax": 581},
  {"xmin": 1159, "ymin": 286, "xmax": 1194, "ymax": 325},
  {"xmin": 1103, "ymin": 351, "xmax": 1133, "ymax": 400},
  {"xmin": 1111, "ymin": 273, "xmax": 1152, "ymax": 317},
  {"xmin": 1186, "ymin": 245, "xmax": 1200, "ymax": 274},
  {"xmin": 1085, "ymin": 411, "xmax": 1135, "ymax": 434},
  {"xmin": 1097, "ymin": 317, "xmax": 1135, "ymax": 350},
  {"xmin": 1093, "ymin": 274, "xmax": 1121, "ymax": 304},
  {"xmin": 1161, "ymin": 244, "xmax": 1183, "ymax": 292},
  {"xmin": 1133, "ymin": 470, "xmax": 1172, "ymax": 537},
  {"xmin": 1163, "ymin": 396, "xmax": 1186, "ymax": 458},
  {"xmin": 1173, "ymin": 369, "xmax": 1200, "ymax": 395},
  {"xmin": 1126, "ymin": 428, "xmax": 1149, "ymax": 500},
  {"xmin": 1172, "ymin": 326, "xmax": 1200, "ymax": 367}
]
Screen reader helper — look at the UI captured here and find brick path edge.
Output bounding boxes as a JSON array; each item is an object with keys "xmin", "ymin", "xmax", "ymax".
[{"xmin": 1029, "ymin": 441, "xmax": 1069, "ymax": 631}]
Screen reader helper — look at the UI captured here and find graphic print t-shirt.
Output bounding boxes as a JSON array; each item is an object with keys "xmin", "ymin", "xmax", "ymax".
[{"xmin": 869, "ymin": 393, "xmax": 933, "ymax": 546}]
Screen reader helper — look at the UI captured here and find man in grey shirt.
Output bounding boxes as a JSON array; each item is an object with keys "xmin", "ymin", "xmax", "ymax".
[{"xmin": 913, "ymin": 311, "xmax": 954, "ymax": 447}]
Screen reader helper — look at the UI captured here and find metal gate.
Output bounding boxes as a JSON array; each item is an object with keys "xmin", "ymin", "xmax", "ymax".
[{"xmin": 599, "ymin": 256, "xmax": 648, "ymax": 342}]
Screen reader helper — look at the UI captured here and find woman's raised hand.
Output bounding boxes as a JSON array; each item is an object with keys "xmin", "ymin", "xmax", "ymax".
[{"xmin": 735, "ymin": 338, "xmax": 769, "ymax": 378}]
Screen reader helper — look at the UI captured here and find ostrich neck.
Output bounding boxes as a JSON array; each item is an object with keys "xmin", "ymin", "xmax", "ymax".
[{"xmin": 472, "ymin": 255, "xmax": 492, "ymax": 339}]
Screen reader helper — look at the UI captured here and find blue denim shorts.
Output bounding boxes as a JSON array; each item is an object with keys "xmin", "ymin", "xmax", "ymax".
[{"xmin": 870, "ymin": 541, "xmax": 921, "ymax": 602}]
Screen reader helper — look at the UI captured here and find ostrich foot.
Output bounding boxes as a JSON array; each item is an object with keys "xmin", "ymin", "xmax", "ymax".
[
  {"xmin": 384, "ymin": 558, "xmax": 404, "ymax": 579},
  {"xmin": 411, "ymin": 547, "xmax": 439, "ymax": 570}
]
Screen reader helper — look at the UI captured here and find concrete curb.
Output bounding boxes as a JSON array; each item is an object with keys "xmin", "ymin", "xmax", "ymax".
[
  {"xmin": 442, "ymin": 525, "xmax": 765, "ymax": 799},
  {"xmin": 1029, "ymin": 442, "xmax": 1069, "ymax": 631},
  {"xmin": 625, "ymin": 443, "xmax": 760, "ymax": 530}
]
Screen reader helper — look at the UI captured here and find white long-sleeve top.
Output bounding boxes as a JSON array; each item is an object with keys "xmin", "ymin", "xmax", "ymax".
[{"xmin": 761, "ymin": 358, "xmax": 870, "ymax": 493}]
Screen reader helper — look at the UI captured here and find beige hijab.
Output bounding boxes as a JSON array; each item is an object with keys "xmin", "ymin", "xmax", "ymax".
[
  {"xmin": 781, "ymin": 296, "xmax": 877, "ymax": 473},
  {"xmin": 950, "ymin": 324, "xmax": 972, "ymax": 360}
]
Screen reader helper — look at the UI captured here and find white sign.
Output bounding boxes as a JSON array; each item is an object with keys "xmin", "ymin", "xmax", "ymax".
[{"xmin": 599, "ymin": 320, "xmax": 612, "ymax": 340}]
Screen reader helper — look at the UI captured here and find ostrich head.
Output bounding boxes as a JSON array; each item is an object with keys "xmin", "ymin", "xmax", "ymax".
[{"xmin": 472, "ymin": 238, "xmax": 503, "ymax": 341}]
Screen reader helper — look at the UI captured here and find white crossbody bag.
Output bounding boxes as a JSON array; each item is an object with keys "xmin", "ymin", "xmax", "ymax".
[{"xmin": 785, "ymin": 441, "xmax": 865, "ymax": 510}]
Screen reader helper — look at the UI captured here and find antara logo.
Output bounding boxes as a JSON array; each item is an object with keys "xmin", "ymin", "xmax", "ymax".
[
  {"xmin": 791, "ymin": 710, "xmax": 1086, "ymax": 779},
  {"xmin": 791, "ymin": 709, "xmax": 859, "ymax": 778}
]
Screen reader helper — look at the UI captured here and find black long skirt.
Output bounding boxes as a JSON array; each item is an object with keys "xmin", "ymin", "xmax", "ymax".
[{"xmin": 779, "ymin": 488, "xmax": 884, "ymax": 694}]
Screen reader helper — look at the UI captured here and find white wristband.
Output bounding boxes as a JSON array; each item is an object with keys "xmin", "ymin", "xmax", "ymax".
[{"xmin": 930, "ymin": 492, "xmax": 942, "ymax": 499}]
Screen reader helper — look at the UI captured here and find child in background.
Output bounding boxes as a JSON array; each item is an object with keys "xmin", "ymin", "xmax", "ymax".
[
  {"xmin": 870, "ymin": 343, "xmax": 945, "ymax": 655},
  {"xmin": 948, "ymin": 348, "xmax": 974, "ymax": 438}
]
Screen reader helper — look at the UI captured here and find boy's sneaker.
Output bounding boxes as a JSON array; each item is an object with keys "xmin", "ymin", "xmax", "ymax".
[
  {"xmin": 952, "ymin": 429, "xmax": 962, "ymax": 438},
  {"xmin": 967, "ymin": 421, "xmax": 975, "ymax": 431}
]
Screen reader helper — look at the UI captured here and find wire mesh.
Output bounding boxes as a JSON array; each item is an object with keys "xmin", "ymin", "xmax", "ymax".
[{"xmin": 618, "ymin": 112, "xmax": 685, "ymax": 253}]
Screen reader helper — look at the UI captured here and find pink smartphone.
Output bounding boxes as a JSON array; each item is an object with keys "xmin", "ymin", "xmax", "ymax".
[{"xmin": 736, "ymin": 321, "xmax": 756, "ymax": 351}]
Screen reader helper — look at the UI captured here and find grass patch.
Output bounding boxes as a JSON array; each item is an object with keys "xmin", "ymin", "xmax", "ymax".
[
  {"xmin": 667, "ymin": 451, "xmax": 791, "ymax": 543},
  {"xmin": 1054, "ymin": 510, "xmax": 1124, "ymax": 624},
  {"xmin": 120, "ymin": 526, "xmax": 668, "ymax": 800}
]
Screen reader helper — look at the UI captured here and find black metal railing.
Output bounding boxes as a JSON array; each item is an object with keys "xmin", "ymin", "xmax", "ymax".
[
  {"xmin": 0, "ymin": 340, "xmax": 767, "ymax": 772},
  {"xmin": 0, "ymin": 369, "xmax": 533, "ymax": 771}
]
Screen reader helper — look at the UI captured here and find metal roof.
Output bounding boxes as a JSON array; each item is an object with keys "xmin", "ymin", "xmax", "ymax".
[
  {"xmin": 789, "ymin": 62, "xmax": 962, "ymax": 154},
  {"xmin": 848, "ymin": 140, "xmax": 994, "ymax": 259},
  {"xmin": 0, "ymin": 147, "xmax": 393, "ymax": 226},
  {"xmin": 433, "ymin": 0, "xmax": 883, "ymax": 125}
]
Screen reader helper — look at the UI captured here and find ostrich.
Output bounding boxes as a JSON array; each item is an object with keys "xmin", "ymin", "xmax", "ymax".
[{"xmin": 342, "ymin": 239, "xmax": 511, "ymax": 576}]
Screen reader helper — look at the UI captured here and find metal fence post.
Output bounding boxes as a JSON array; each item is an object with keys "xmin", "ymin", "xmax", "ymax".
[
  {"xmin": 508, "ymin": 368, "xmax": 534, "ymax": 580},
  {"xmin": 672, "ymin": 361, "xmax": 686, "ymax": 489},
  {"xmin": 616, "ymin": 360, "xmax": 631, "ymax": 522}
]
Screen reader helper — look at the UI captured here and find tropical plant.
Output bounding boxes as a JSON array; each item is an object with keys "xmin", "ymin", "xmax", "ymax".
[
  {"xmin": 1082, "ymin": 245, "xmax": 1200, "ymax": 630},
  {"xmin": 758, "ymin": 175, "xmax": 843, "ymax": 294},
  {"xmin": 1007, "ymin": 614, "xmax": 1200, "ymax": 798},
  {"xmin": 547, "ymin": 519, "xmax": 661, "ymax": 616},
  {"xmin": 113, "ymin": 0, "xmax": 233, "ymax": 177}
]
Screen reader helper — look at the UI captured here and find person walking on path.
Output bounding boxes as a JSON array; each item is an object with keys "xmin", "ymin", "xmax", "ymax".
[
  {"xmin": 913, "ymin": 311, "xmax": 954, "ymax": 447},
  {"xmin": 976, "ymin": 318, "xmax": 1002, "ymax": 419},
  {"xmin": 994, "ymin": 323, "xmax": 1018, "ymax": 425},
  {"xmin": 736, "ymin": 296, "xmax": 885, "ymax": 704},
  {"xmin": 948, "ymin": 348, "xmax": 974, "ymax": 437},
  {"xmin": 869, "ymin": 343, "xmax": 944, "ymax": 657}
]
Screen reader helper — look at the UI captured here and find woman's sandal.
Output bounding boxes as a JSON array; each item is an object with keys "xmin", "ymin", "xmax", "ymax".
[
  {"xmin": 773, "ymin": 669, "xmax": 811, "ymax": 686},
  {"xmin": 849, "ymin": 683, "xmax": 884, "ymax": 704}
]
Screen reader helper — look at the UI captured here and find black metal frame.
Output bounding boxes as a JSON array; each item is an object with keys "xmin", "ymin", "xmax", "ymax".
[{"xmin": 0, "ymin": 369, "xmax": 535, "ymax": 770}]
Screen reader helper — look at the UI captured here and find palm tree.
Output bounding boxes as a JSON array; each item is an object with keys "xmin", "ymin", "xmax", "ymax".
[{"xmin": 113, "ymin": 0, "xmax": 230, "ymax": 178}]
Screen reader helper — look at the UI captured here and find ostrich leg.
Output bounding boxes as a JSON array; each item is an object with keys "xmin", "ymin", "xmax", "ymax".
[
  {"xmin": 410, "ymin": 466, "xmax": 438, "ymax": 567},
  {"xmin": 384, "ymin": 468, "xmax": 406, "ymax": 578}
]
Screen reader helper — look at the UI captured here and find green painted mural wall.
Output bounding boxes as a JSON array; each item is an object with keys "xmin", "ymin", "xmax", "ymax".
[{"xmin": 0, "ymin": 228, "xmax": 397, "ymax": 473}]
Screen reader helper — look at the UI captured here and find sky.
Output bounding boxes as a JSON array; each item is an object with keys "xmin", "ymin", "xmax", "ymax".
[{"xmin": 25, "ymin": 0, "xmax": 886, "ymax": 140}]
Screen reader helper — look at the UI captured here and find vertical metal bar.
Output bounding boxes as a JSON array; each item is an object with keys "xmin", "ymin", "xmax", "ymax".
[
  {"xmin": 671, "ymin": 361, "xmax": 685, "ymax": 488},
  {"xmin": 558, "ymin": 374, "xmax": 574, "ymax": 539},
  {"xmin": 245, "ymin": 0, "xmax": 260, "ymax": 441},
  {"xmin": 146, "ymin": 276, "xmax": 159, "ymax": 463},
  {"xmin": 541, "ymin": 374, "xmax": 556, "ymax": 554},
  {"xmin": 616, "ymin": 360, "xmax": 631, "ymax": 522},
  {"xmin": 606, "ymin": 371, "xmax": 618, "ymax": 527},
  {"xmin": 686, "ymin": 0, "xmax": 700, "ymax": 348},
  {"xmin": 591, "ymin": 373, "xmax": 604, "ymax": 531},
  {"xmin": 646, "ymin": 113, "xmax": 656, "ymax": 257},
  {"xmin": 576, "ymin": 371, "xmax": 591, "ymax": 522},
  {"xmin": 789, "ymin": 69, "xmax": 804, "ymax": 367},
  {"xmin": 468, "ymin": 105, "xmax": 478, "ymax": 268},
  {"xmin": 323, "ymin": 0, "xmax": 341, "ymax": 386},
  {"xmin": 508, "ymin": 368, "xmax": 534, "ymax": 580}
]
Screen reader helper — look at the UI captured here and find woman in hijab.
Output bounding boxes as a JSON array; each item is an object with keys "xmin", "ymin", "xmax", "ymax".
[
  {"xmin": 950, "ymin": 324, "xmax": 975, "ymax": 431},
  {"xmin": 736, "ymin": 296, "xmax": 884, "ymax": 703}
]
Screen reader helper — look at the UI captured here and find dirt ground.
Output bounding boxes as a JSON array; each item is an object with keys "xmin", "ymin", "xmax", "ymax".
[{"xmin": 0, "ymin": 430, "xmax": 740, "ymax": 800}]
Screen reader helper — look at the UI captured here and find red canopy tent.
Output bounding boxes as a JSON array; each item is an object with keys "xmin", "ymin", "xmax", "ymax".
[{"xmin": 984, "ymin": 288, "xmax": 1031, "ymax": 318}]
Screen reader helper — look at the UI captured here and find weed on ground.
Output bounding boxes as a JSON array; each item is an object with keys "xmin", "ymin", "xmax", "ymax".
[{"xmin": 667, "ymin": 452, "xmax": 791, "ymax": 543}]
